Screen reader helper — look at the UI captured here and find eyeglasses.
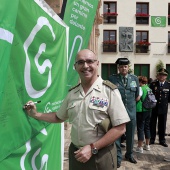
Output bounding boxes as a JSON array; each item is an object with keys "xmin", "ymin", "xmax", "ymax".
[{"xmin": 75, "ymin": 59, "xmax": 97, "ymax": 66}]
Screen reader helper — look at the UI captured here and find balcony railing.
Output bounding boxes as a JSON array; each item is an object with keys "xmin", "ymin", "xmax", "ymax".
[
  {"xmin": 136, "ymin": 41, "xmax": 151, "ymax": 46},
  {"xmin": 135, "ymin": 42, "xmax": 150, "ymax": 53},
  {"xmin": 103, "ymin": 41, "xmax": 117, "ymax": 45},
  {"xmin": 135, "ymin": 13, "xmax": 150, "ymax": 17},
  {"xmin": 102, "ymin": 42, "xmax": 117, "ymax": 52},
  {"xmin": 103, "ymin": 12, "xmax": 118, "ymax": 17}
]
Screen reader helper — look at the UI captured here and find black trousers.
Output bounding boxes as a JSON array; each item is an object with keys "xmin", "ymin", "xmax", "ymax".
[
  {"xmin": 69, "ymin": 143, "xmax": 117, "ymax": 170},
  {"xmin": 136, "ymin": 111, "xmax": 151, "ymax": 141},
  {"xmin": 150, "ymin": 111, "xmax": 167, "ymax": 142}
]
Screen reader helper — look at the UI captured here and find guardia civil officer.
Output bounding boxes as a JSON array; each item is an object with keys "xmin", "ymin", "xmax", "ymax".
[
  {"xmin": 150, "ymin": 68, "xmax": 170, "ymax": 147},
  {"xmin": 23, "ymin": 49, "xmax": 130, "ymax": 170},
  {"xmin": 109, "ymin": 58, "xmax": 139, "ymax": 168}
]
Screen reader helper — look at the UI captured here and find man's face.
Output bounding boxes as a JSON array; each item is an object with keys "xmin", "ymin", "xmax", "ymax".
[
  {"xmin": 157, "ymin": 74, "xmax": 167, "ymax": 82},
  {"xmin": 118, "ymin": 65, "xmax": 129, "ymax": 76},
  {"xmin": 74, "ymin": 49, "xmax": 99, "ymax": 82}
]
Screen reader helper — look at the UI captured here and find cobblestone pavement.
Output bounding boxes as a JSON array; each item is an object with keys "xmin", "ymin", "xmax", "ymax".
[{"xmin": 63, "ymin": 105, "xmax": 170, "ymax": 170}]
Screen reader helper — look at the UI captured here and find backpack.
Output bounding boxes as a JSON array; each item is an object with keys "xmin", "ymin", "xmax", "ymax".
[{"xmin": 142, "ymin": 89, "xmax": 157, "ymax": 109}]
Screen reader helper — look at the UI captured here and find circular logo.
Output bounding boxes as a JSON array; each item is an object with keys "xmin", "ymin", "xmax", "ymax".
[{"xmin": 155, "ymin": 17, "xmax": 161, "ymax": 24}]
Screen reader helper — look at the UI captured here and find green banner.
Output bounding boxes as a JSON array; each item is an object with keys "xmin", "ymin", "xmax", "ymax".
[
  {"xmin": 0, "ymin": 124, "xmax": 63, "ymax": 170},
  {"xmin": 151, "ymin": 16, "xmax": 166, "ymax": 27},
  {"xmin": 0, "ymin": 0, "xmax": 68, "ymax": 169},
  {"xmin": 63, "ymin": 0, "xmax": 99, "ymax": 88},
  {"xmin": 0, "ymin": 0, "xmax": 19, "ymax": 104}
]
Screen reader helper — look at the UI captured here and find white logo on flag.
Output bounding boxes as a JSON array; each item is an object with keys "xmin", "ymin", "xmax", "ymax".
[
  {"xmin": 24, "ymin": 17, "xmax": 55, "ymax": 98},
  {"xmin": 0, "ymin": 28, "xmax": 13, "ymax": 44},
  {"xmin": 155, "ymin": 17, "xmax": 161, "ymax": 24},
  {"xmin": 20, "ymin": 128, "xmax": 48, "ymax": 170}
]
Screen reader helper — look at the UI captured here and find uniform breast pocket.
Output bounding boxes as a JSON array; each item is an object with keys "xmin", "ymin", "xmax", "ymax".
[
  {"xmin": 130, "ymin": 87, "xmax": 136, "ymax": 92},
  {"xmin": 67, "ymin": 102, "xmax": 77, "ymax": 123},
  {"xmin": 89, "ymin": 103, "xmax": 108, "ymax": 120}
]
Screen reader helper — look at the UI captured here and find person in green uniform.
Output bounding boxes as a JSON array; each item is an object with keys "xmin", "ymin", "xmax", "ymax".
[{"xmin": 109, "ymin": 58, "xmax": 139, "ymax": 168}]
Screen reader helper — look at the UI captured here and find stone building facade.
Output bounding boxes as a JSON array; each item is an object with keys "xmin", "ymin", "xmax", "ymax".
[{"xmin": 45, "ymin": 0, "xmax": 102, "ymax": 55}]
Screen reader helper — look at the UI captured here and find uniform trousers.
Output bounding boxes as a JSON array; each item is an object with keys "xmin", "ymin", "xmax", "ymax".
[
  {"xmin": 116, "ymin": 119, "xmax": 136, "ymax": 163},
  {"xmin": 150, "ymin": 110, "xmax": 167, "ymax": 143},
  {"xmin": 69, "ymin": 142, "xmax": 117, "ymax": 170}
]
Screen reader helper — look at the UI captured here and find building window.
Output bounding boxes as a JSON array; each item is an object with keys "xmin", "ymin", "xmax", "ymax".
[
  {"xmin": 103, "ymin": 30, "xmax": 117, "ymax": 52},
  {"xmin": 168, "ymin": 32, "xmax": 170, "ymax": 53},
  {"xmin": 166, "ymin": 64, "xmax": 170, "ymax": 80},
  {"xmin": 135, "ymin": 31, "xmax": 150, "ymax": 53},
  {"xmin": 101, "ymin": 63, "xmax": 117, "ymax": 80},
  {"xmin": 134, "ymin": 64, "xmax": 150, "ymax": 79},
  {"xmin": 136, "ymin": 3, "xmax": 149, "ymax": 24},
  {"xmin": 168, "ymin": 4, "xmax": 170, "ymax": 25},
  {"xmin": 103, "ymin": 1, "xmax": 117, "ymax": 24}
]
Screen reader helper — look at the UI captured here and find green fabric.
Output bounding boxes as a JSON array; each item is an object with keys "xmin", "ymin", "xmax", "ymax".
[
  {"xmin": 0, "ymin": 0, "xmax": 19, "ymax": 105},
  {"xmin": 151, "ymin": 16, "xmax": 166, "ymax": 27},
  {"xmin": 136, "ymin": 100, "xmax": 142, "ymax": 112},
  {"xmin": 136, "ymin": 85, "xmax": 151, "ymax": 112},
  {"xmin": 0, "ymin": 0, "xmax": 68, "ymax": 169},
  {"xmin": 0, "ymin": 124, "xmax": 62, "ymax": 170},
  {"xmin": 63, "ymin": 0, "xmax": 99, "ymax": 88}
]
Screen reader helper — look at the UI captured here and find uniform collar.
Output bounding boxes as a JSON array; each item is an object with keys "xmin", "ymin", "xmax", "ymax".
[
  {"xmin": 82, "ymin": 76, "xmax": 103, "ymax": 95},
  {"xmin": 119, "ymin": 73, "xmax": 128, "ymax": 79},
  {"xmin": 71, "ymin": 84, "xmax": 81, "ymax": 93},
  {"xmin": 72, "ymin": 76, "xmax": 103, "ymax": 94},
  {"xmin": 92, "ymin": 76, "xmax": 103, "ymax": 92},
  {"xmin": 159, "ymin": 81, "xmax": 165, "ymax": 84}
]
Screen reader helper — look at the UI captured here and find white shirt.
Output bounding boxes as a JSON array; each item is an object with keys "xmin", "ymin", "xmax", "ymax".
[{"xmin": 139, "ymin": 87, "xmax": 143, "ymax": 96}]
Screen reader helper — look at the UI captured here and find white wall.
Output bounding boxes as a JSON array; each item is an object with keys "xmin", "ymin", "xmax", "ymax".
[{"xmin": 98, "ymin": 0, "xmax": 170, "ymax": 79}]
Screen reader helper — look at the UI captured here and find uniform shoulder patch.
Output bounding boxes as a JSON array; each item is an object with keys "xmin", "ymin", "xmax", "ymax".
[
  {"xmin": 130, "ymin": 74, "xmax": 137, "ymax": 78},
  {"xmin": 103, "ymin": 80, "xmax": 117, "ymax": 90},
  {"xmin": 111, "ymin": 74, "xmax": 117, "ymax": 77},
  {"xmin": 69, "ymin": 83, "xmax": 80, "ymax": 91}
]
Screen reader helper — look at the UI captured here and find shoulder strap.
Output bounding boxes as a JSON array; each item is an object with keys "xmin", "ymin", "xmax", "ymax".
[
  {"xmin": 68, "ymin": 83, "xmax": 80, "ymax": 92},
  {"xmin": 103, "ymin": 80, "xmax": 117, "ymax": 90}
]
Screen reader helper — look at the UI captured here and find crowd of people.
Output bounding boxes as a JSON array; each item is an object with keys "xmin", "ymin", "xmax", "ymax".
[
  {"xmin": 110, "ymin": 60, "xmax": 170, "ymax": 168},
  {"xmin": 23, "ymin": 49, "xmax": 170, "ymax": 169}
]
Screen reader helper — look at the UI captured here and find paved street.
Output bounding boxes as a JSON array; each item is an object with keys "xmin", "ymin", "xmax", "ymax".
[{"xmin": 64, "ymin": 105, "xmax": 170, "ymax": 170}]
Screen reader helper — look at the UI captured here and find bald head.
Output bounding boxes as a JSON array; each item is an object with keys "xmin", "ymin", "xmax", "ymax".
[
  {"xmin": 76, "ymin": 49, "xmax": 96, "ymax": 61},
  {"xmin": 74, "ymin": 49, "xmax": 99, "ymax": 85}
]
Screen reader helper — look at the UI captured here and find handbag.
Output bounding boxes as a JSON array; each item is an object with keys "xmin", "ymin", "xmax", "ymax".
[{"xmin": 142, "ymin": 89, "xmax": 157, "ymax": 109}]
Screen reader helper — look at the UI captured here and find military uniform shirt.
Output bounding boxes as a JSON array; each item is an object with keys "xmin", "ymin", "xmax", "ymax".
[
  {"xmin": 57, "ymin": 76, "xmax": 130, "ymax": 147},
  {"xmin": 109, "ymin": 73, "xmax": 139, "ymax": 119},
  {"xmin": 150, "ymin": 80, "xmax": 170, "ymax": 114}
]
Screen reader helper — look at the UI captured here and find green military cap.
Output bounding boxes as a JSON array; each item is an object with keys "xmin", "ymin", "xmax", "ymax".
[
  {"xmin": 115, "ymin": 58, "xmax": 130, "ymax": 65},
  {"xmin": 158, "ymin": 68, "xmax": 169, "ymax": 75}
]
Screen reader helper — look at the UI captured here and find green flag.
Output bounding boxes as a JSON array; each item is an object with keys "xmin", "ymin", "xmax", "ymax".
[
  {"xmin": 0, "ymin": 0, "xmax": 19, "ymax": 104},
  {"xmin": 63, "ymin": 0, "xmax": 99, "ymax": 88},
  {"xmin": 0, "ymin": 0, "xmax": 68, "ymax": 169},
  {"xmin": 151, "ymin": 16, "xmax": 166, "ymax": 27},
  {"xmin": 0, "ymin": 124, "xmax": 63, "ymax": 170}
]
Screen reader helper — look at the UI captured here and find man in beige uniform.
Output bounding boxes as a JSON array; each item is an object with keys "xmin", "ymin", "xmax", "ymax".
[{"xmin": 24, "ymin": 49, "xmax": 130, "ymax": 170}]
